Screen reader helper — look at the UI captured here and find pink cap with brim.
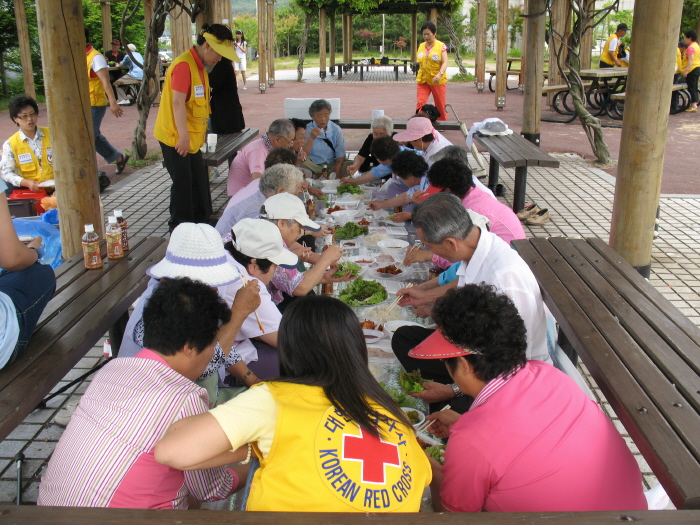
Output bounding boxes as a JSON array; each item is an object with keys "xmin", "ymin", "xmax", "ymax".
[
  {"xmin": 408, "ymin": 329, "xmax": 481, "ymax": 359},
  {"xmin": 392, "ymin": 117, "xmax": 435, "ymax": 142}
]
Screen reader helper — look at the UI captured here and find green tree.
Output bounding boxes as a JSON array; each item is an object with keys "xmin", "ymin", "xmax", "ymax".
[
  {"xmin": 0, "ymin": 0, "xmax": 18, "ymax": 96},
  {"xmin": 232, "ymin": 13, "xmax": 258, "ymax": 51},
  {"xmin": 83, "ymin": 0, "xmax": 146, "ymax": 52},
  {"xmin": 682, "ymin": 0, "xmax": 700, "ymax": 34},
  {"xmin": 466, "ymin": 0, "xmax": 497, "ymax": 38}
]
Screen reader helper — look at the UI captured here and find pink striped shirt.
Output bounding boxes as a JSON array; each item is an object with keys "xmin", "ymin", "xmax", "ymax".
[{"xmin": 38, "ymin": 349, "xmax": 237, "ymax": 509}]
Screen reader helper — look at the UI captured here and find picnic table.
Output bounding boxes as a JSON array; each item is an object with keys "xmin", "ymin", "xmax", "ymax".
[
  {"xmin": 578, "ymin": 67, "xmax": 628, "ymax": 119},
  {"xmin": 333, "ymin": 59, "xmax": 416, "ymax": 81},
  {"xmin": 487, "ymin": 57, "xmax": 523, "ymax": 92},
  {"xmin": 202, "ymin": 129, "xmax": 259, "ymax": 167}
]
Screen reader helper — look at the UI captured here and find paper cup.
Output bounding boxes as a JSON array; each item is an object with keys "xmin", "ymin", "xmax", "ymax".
[{"xmin": 207, "ymin": 134, "xmax": 218, "ymax": 150}]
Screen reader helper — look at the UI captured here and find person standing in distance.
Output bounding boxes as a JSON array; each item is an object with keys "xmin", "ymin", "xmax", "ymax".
[
  {"xmin": 415, "ymin": 22, "xmax": 449, "ymax": 121},
  {"xmin": 233, "ymin": 30, "xmax": 248, "ymax": 90}
]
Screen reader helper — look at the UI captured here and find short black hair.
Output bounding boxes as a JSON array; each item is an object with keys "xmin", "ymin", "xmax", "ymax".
[
  {"xmin": 685, "ymin": 30, "xmax": 697, "ymax": 42},
  {"xmin": 427, "ymin": 159, "xmax": 474, "ymax": 199},
  {"xmin": 370, "ymin": 135, "xmax": 400, "ymax": 161},
  {"xmin": 421, "ymin": 21, "xmax": 437, "ymax": 35},
  {"xmin": 224, "ymin": 240, "xmax": 275, "ymax": 274},
  {"xmin": 433, "ymin": 283, "xmax": 527, "ymax": 383},
  {"xmin": 419, "ymin": 104, "xmax": 440, "ymax": 123},
  {"xmin": 9, "ymin": 95, "xmax": 38, "ymax": 123},
  {"xmin": 679, "ymin": 40, "xmax": 689, "ymax": 49},
  {"xmin": 290, "ymin": 118, "xmax": 307, "ymax": 132},
  {"xmin": 264, "ymin": 147, "xmax": 298, "ymax": 169},
  {"xmin": 391, "ymin": 150, "xmax": 429, "ymax": 180},
  {"xmin": 142, "ymin": 277, "xmax": 231, "ymax": 356}
]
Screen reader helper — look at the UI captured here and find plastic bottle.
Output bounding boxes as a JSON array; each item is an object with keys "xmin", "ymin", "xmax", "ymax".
[
  {"xmin": 113, "ymin": 209, "xmax": 130, "ymax": 251},
  {"xmin": 321, "ymin": 164, "xmax": 329, "ymax": 179},
  {"xmin": 82, "ymin": 224, "xmax": 103, "ymax": 269},
  {"xmin": 106, "ymin": 216, "xmax": 124, "ymax": 260}
]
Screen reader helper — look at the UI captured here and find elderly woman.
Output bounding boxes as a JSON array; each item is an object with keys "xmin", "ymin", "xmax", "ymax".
[
  {"xmin": 393, "ymin": 116, "xmax": 451, "ymax": 167},
  {"xmin": 301, "ymin": 99, "xmax": 351, "ymax": 178},
  {"xmin": 342, "ymin": 115, "xmax": 394, "ymax": 182},
  {"xmin": 416, "ymin": 22, "xmax": 449, "ymax": 121}
]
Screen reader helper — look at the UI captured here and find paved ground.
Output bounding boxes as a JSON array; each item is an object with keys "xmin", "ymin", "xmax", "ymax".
[
  {"xmin": 1, "ymin": 66, "xmax": 698, "ymax": 193},
  {"xmin": 0, "ymin": 148, "xmax": 697, "ymax": 507}
]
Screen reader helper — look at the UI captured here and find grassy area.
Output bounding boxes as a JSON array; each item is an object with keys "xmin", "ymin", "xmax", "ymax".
[
  {"xmin": 0, "ymin": 94, "xmax": 46, "ymax": 113},
  {"xmin": 125, "ymin": 148, "xmax": 163, "ymax": 169}
]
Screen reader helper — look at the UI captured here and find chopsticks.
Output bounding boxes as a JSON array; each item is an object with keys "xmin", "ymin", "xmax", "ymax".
[
  {"xmin": 415, "ymin": 404, "xmax": 451, "ymax": 434},
  {"xmin": 381, "ymin": 283, "xmax": 413, "ymax": 320},
  {"xmin": 237, "ymin": 272, "xmax": 265, "ymax": 334}
]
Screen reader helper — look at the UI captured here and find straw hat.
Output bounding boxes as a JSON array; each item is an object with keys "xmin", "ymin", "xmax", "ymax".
[{"xmin": 147, "ymin": 223, "xmax": 239, "ymax": 287}]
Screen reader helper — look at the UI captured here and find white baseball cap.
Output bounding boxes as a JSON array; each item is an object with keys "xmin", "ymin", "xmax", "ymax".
[
  {"xmin": 260, "ymin": 193, "xmax": 321, "ymax": 231},
  {"xmin": 232, "ymin": 219, "xmax": 299, "ymax": 269},
  {"xmin": 147, "ymin": 223, "xmax": 239, "ymax": 287}
]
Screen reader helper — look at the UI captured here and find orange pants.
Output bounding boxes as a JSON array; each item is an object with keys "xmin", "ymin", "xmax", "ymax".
[{"xmin": 416, "ymin": 82, "xmax": 448, "ymax": 121}]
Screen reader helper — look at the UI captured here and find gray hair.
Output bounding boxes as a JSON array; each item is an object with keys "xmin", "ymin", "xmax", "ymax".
[
  {"xmin": 308, "ymin": 99, "xmax": 332, "ymax": 117},
  {"xmin": 259, "ymin": 164, "xmax": 304, "ymax": 197},
  {"xmin": 371, "ymin": 115, "xmax": 394, "ymax": 135},
  {"xmin": 267, "ymin": 118, "xmax": 294, "ymax": 138},
  {"xmin": 430, "ymin": 145, "xmax": 471, "ymax": 165},
  {"xmin": 413, "ymin": 193, "xmax": 473, "ymax": 244}
]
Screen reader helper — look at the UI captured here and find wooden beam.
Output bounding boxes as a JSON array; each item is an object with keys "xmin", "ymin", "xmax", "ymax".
[
  {"xmin": 101, "ymin": 1, "xmax": 111, "ymax": 53},
  {"xmin": 169, "ymin": 5, "xmax": 192, "ymax": 59},
  {"xmin": 495, "ymin": 0, "xmax": 508, "ymax": 109},
  {"xmin": 548, "ymin": 0, "xmax": 571, "ymax": 105},
  {"xmin": 579, "ymin": 0, "xmax": 595, "ymax": 70},
  {"xmin": 520, "ymin": 0, "xmax": 528, "ymax": 90},
  {"xmin": 429, "ymin": 8, "xmax": 438, "ymax": 24},
  {"xmin": 267, "ymin": 0, "xmax": 275, "ymax": 85},
  {"xmin": 610, "ymin": 0, "xmax": 684, "ymax": 277},
  {"xmin": 13, "ymin": 0, "xmax": 35, "ymax": 99},
  {"xmin": 521, "ymin": 0, "xmax": 545, "ymax": 145},
  {"xmin": 36, "ymin": 0, "xmax": 103, "ymax": 257},
  {"xmin": 257, "ymin": 0, "xmax": 267, "ymax": 92},
  {"xmin": 329, "ymin": 12, "xmax": 336, "ymax": 69},
  {"xmin": 143, "ymin": 0, "xmax": 152, "ymax": 28},
  {"xmin": 348, "ymin": 14, "xmax": 353, "ymax": 62},
  {"xmin": 319, "ymin": 7, "xmax": 327, "ymax": 80},
  {"xmin": 342, "ymin": 13, "xmax": 348, "ymax": 63},
  {"xmin": 410, "ymin": 12, "xmax": 417, "ymax": 62},
  {"xmin": 475, "ymin": 0, "xmax": 487, "ymax": 92}
]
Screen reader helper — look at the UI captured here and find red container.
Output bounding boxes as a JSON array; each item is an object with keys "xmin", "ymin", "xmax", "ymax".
[{"xmin": 8, "ymin": 189, "xmax": 48, "ymax": 214}]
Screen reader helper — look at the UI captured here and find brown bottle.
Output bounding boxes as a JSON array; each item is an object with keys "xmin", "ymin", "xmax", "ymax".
[
  {"xmin": 113, "ymin": 209, "xmax": 129, "ymax": 251},
  {"xmin": 82, "ymin": 224, "xmax": 103, "ymax": 269}
]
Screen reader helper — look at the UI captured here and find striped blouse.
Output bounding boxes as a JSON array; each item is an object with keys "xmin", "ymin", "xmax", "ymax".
[{"xmin": 37, "ymin": 349, "xmax": 237, "ymax": 509}]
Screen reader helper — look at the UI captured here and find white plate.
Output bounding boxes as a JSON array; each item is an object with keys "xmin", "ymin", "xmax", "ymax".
[
  {"xmin": 383, "ymin": 320, "xmax": 424, "ymax": 337},
  {"xmin": 368, "ymin": 266, "xmax": 414, "ymax": 280},
  {"xmin": 363, "ymin": 329, "xmax": 384, "ymax": 344},
  {"xmin": 401, "ymin": 407, "xmax": 426, "ymax": 428},
  {"xmin": 374, "ymin": 253, "xmax": 397, "ymax": 264},
  {"xmin": 377, "ymin": 239, "xmax": 409, "ymax": 251},
  {"xmin": 349, "ymin": 255, "xmax": 376, "ymax": 265}
]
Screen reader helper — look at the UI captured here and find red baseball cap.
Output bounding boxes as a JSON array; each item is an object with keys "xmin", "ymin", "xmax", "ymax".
[
  {"xmin": 419, "ymin": 184, "xmax": 444, "ymax": 201},
  {"xmin": 408, "ymin": 329, "xmax": 482, "ymax": 359}
]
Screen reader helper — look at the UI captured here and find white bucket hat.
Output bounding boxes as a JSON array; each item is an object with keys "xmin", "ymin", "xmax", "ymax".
[
  {"xmin": 147, "ymin": 223, "xmax": 239, "ymax": 287},
  {"xmin": 232, "ymin": 219, "xmax": 299, "ymax": 269},
  {"xmin": 260, "ymin": 193, "xmax": 321, "ymax": 231}
]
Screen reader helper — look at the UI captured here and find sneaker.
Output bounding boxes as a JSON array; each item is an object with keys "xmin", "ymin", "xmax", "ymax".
[
  {"xmin": 516, "ymin": 203, "xmax": 540, "ymax": 220},
  {"xmin": 242, "ymin": 85, "xmax": 247, "ymax": 90},
  {"xmin": 115, "ymin": 154, "xmax": 130, "ymax": 175},
  {"xmin": 54, "ymin": 399, "xmax": 80, "ymax": 427},
  {"xmin": 98, "ymin": 172, "xmax": 111, "ymax": 193},
  {"xmin": 526, "ymin": 208, "xmax": 551, "ymax": 225},
  {"xmin": 117, "ymin": 100, "xmax": 130, "ymax": 106}
]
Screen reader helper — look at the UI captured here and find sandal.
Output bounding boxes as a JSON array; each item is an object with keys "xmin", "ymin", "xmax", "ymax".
[
  {"xmin": 115, "ymin": 154, "xmax": 130, "ymax": 174},
  {"xmin": 54, "ymin": 399, "xmax": 80, "ymax": 427}
]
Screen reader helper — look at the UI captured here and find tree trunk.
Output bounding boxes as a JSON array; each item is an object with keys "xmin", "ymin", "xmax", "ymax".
[
  {"xmin": 0, "ymin": 53, "xmax": 6, "ymax": 97},
  {"xmin": 438, "ymin": 12, "xmax": 468, "ymax": 76},
  {"xmin": 297, "ymin": 12, "xmax": 312, "ymax": 82}
]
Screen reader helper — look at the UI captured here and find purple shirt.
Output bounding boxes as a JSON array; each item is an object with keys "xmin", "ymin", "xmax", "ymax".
[{"xmin": 227, "ymin": 137, "xmax": 270, "ymax": 196}]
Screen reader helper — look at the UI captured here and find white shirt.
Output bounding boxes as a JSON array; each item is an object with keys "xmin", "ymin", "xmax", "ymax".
[
  {"xmin": 608, "ymin": 36, "xmax": 619, "ymax": 53},
  {"xmin": 423, "ymin": 131, "xmax": 452, "ymax": 166},
  {"xmin": 456, "ymin": 229, "xmax": 551, "ymax": 363},
  {"xmin": 90, "ymin": 53, "xmax": 108, "ymax": 73},
  {"xmin": 1, "ymin": 128, "xmax": 47, "ymax": 187}
]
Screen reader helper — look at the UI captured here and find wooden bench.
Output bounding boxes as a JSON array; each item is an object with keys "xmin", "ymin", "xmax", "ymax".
[
  {"xmin": 473, "ymin": 132, "xmax": 560, "ymax": 212},
  {"xmin": 0, "ymin": 236, "xmax": 167, "ymax": 443},
  {"xmin": 337, "ymin": 119, "xmax": 462, "ymax": 131},
  {"xmin": 203, "ymin": 128, "xmax": 259, "ymax": 167},
  {"xmin": 486, "ymin": 68, "xmax": 522, "ymax": 92},
  {"xmin": 541, "ymin": 82, "xmax": 594, "ymax": 124},
  {"xmin": 611, "ymin": 83, "xmax": 689, "ymax": 115},
  {"xmin": 512, "ymin": 237, "xmax": 700, "ymax": 510}
]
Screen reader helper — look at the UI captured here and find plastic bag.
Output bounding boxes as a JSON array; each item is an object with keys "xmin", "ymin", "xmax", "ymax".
[
  {"xmin": 40, "ymin": 208, "xmax": 59, "ymax": 225},
  {"xmin": 11, "ymin": 218, "xmax": 63, "ymax": 269}
]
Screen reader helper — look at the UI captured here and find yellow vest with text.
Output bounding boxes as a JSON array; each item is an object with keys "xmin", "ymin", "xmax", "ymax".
[
  {"xmin": 677, "ymin": 48, "xmax": 685, "ymax": 74},
  {"xmin": 689, "ymin": 42, "xmax": 700, "ymax": 71},
  {"xmin": 246, "ymin": 382, "xmax": 431, "ymax": 513},
  {"xmin": 416, "ymin": 40, "xmax": 448, "ymax": 85},
  {"xmin": 154, "ymin": 49, "xmax": 210, "ymax": 154},
  {"xmin": 8, "ymin": 128, "xmax": 53, "ymax": 183},
  {"xmin": 86, "ymin": 47, "xmax": 108, "ymax": 107},
  {"xmin": 600, "ymin": 34, "xmax": 622, "ymax": 66}
]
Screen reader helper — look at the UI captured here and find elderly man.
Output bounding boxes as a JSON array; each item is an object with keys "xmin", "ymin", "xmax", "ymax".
[
  {"xmin": 227, "ymin": 119, "xmax": 296, "ymax": 196},
  {"xmin": 392, "ymin": 193, "xmax": 551, "ymax": 412},
  {"xmin": 38, "ymin": 277, "xmax": 254, "ymax": 509},
  {"xmin": 116, "ymin": 43, "xmax": 144, "ymax": 106},
  {"xmin": 415, "ymin": 283, "xmax": 647, "ymax": 513}
]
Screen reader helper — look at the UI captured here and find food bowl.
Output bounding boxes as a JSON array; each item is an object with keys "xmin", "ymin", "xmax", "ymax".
[
  {"xmin": 362, "ymin": 329, "xmax": 384, "ymax": 344},
  {"xmin": 349, "ymin": 255, "xmax": 376, "ymax": 266},
  {"xmin": 377, "ymin": 238, "xmax": 409, "ymax": 255},
  {"xmin": 321, "ymin": 179, "xmax": 340, "ymax": 189},
  {"xmin": 383, "ymin": 320, "xmax": 424, "ymax": 338},
  {"xmin": 401, "ymin": 407, "xmax": 426, "ymax": 428},
  {"xmin": 330, "ymin": 210, "xmax": 358, "ymax": 224}
]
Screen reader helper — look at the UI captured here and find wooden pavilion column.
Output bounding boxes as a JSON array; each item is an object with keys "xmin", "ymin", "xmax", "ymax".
[
  {"xmin": 267, "ymin": 0, "xmax": 275, "ymax": 86},
  {"xmin": 348, "ymin": 14, "xmax": 353, "ymax": 62},
  {"xmin": 610, "ymin": 0, "xmax": 683, "ymax": 278},
  {"xmin": 495, "ymin": 0, "xmax": 508, "ymax": 110},
  {"xmin": 329, "ymin": 12, "xmax": 336, "ymax": 74},
  {"xmin": 519, "ymin": 0, "xmax": 528, "ymax": 91},
  {"xmin": 170, "ymin": 6, "xmax": 192, "ymax": 58},
  {"xmin": 14, "ymin": 0, "xmax": 35, "ymax": 99},
  {"xmin": 548, "ymin": 0, "xmax": 571, "ymax": 105},
  {"xmin": 36, "ymin": 0, "xmax": 103, "ymax": 257},
  {"xmin": 410, "ymin": 12, "xmax": 418, "ymax": 62},
  {"xmin": 342, "ymin": 14, "xmax": 348, "ymax": 63},
  {"xmin": 579, "ymin": 0, "xmax": 595, "ymax": 70},
  {"xmin": 101, "ymin": 1, "xmax": 112, "ymax": 52},
  {"xmin": 429, "ymin": 8, "xmax": 438, "ymax": 25},
  {"xmin": 257, "ymin": 0, "xmax": 267, "ymax": 92},
  {"xmin": 196, "ymin": 0, "xmax": 232, "ymax": 28},
  {"xmin": 521, "ymin": 0, "xmax": 546, "ymax": 145},
  {"xmin": 319, "ymin": 7, "xmax": 327, "ymax": 81},
  {"xmin": 475, "ymin": 0, "xmax": 487, "ymax": 92}
]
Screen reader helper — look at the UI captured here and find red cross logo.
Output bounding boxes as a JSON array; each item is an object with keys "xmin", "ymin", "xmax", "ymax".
[{"xmin": 342, "ymin": 427, "xmax": 400, "ymax": 485}]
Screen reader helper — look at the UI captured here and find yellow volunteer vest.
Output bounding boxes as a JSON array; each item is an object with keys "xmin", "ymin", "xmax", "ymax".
[
  {"xmin": 689, "ymin": 42, "xmax": 700, "ymax": 71},
  {"xmin": 8, "ymin": 128, "xmax": 53, "ymax": 183},
  {"xmin": 600, "ymin": 34, "xmax": 621, "ymax": 66},
  {"xmin": 677, "ymin": 48, "xmax": 684, "ymax": 74},
  {"xmin": 86, "ymin": 47, "xmax": 108, "ymax": 107},
  {"xmin": 246, "ymin": 382, "xmax": 431, "ymax": 513},
  {"xmin": 416, "ymin": 40, "xmax": 448, "ymax": 86},
  {"xmin": 154, "ymin": 49, "xmax": 210, "ymax": 154}
]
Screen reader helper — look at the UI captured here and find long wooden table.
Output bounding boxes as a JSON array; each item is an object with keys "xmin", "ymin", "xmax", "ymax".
[
  {"xmin": 578, "ymin": 67, "xmax": 628, "ymax": 119},
  {"xmin": 512, "ymin": 237, "xmax": 700, "ymax": 510},
  {"xmin": 203, "ymin": 129, "xmax": 259, "ymax": 167}
]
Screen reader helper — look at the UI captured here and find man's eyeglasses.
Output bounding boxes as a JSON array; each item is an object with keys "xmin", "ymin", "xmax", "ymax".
[
  {"xmin": 280, "ymin": 135, "xmax": 295, "ymax": 147},
  {"xmin": 16, "ymin": 112, "xmax": 37, "ymax": 121}
]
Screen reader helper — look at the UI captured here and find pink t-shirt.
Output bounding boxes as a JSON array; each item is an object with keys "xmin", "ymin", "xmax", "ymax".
[
  {"xmin": 441, "ymin": 361, "xmax": 647, "ymax": 513},
  {"xmin": 227, "ymin": 137, "xmax": 270, "ymax": 196}
]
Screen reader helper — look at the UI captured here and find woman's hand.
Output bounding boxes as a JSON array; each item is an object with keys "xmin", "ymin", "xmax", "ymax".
[
  {"xmin": 412, "ymin": 304, "xmax": 433, "ymax": 318},
  {"xmin": 322, "ymin": 268, "xmax": 356, "ymax": 283},
  {"xmin": 309, "ymin": 127, "xmax": 323, "ymax": 139},
  {"xmin": 403, "ymin": 248, "xmax": 433, "ymax": 266},
  {"xmin": 433, "ymin": 74, "xmax": 442, "ymax": 84},
  {"xmin": 27, "ymin": 236, "xmax": 43, "ymax": 249},
  {"xmin": 175, "ymin": 135, "xmax": 190, "ymax": 157},
  {"xmin": 425, "ymin": 409, "xmax": 461, "ymax": 439},
  {"xmin": 20, "ymin": 179, "xmax": 40, "ymax": 192},
  {"xmin": 232, "ymin": 279, "xmax": 262, "ymax": 317},
  {"xmin": 367, "ymin": 200, "xmax": 387, "ymax": 210},
  {"xmin": 411, "ymin": 189, "xmax": 427, "ymax": 203},
  {"xmin": 345, "ymin": 165, "xmax": 359, "ymax": 177},
  {"xmin": 392, "ymin": 212, "xmax": 412, "ymax": 223},
  {"xmin": 410, "ymin": 382, "xmax": 455, "ymax": 403},
  {"xmin": 397, "ymin": 287, "xmax": 430, "ymax": 307}
]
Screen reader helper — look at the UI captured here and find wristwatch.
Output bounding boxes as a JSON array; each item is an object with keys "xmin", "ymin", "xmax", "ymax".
[{"xmin": 451, "ymin": 383, "xmax": 464, "ymax": 398}]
